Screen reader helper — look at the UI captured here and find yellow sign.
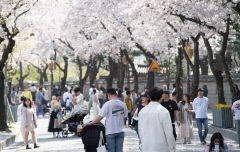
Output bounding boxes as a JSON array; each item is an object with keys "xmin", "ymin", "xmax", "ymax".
[{"xmin": 149, "ymin": 61, "xmax": 161, "ymax": 72}]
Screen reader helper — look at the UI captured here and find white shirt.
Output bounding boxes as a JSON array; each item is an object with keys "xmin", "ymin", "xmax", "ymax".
[
  {"xmin": 139, "ymin": 102, "xmax": 176, "ymax": 152},
  {"xmin": 99, "ymin": 99, "xmax": 128, "ymax": 135},
  {"xmin": 76, "ymin": 94, "xmax": 84, "ymax": 107},
  {"xmin": 232, "ymin": 100, "xmax": 240, "ymax": 120},
  {"xmin": 193, "ymin": 97, "xmax": 208, "ymax": 119},
  {"xmin": 17, "ymin": 104, "xmax": 24, "ymax": 123}
]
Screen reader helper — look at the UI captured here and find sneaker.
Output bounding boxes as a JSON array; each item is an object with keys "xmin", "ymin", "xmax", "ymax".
[
  {"xmin": 201, "ymin": 141, "xmax": 206, "ymax": 145},
  {"xmin": 203, "ymin": 140, "xmax": 207, "ymax": 145},
  {"xmin": 187, "ymin": 139, "xmax": 191, "ymax": 144}
]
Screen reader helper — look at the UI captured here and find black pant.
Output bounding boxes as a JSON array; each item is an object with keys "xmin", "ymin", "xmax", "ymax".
[
  {"xmin": 124, "ymin": 113, "xmax": 132, "ymax": 125},
  {"xmin": 172, "ymin": 124, "xmax": 177, "ymax": 140}
]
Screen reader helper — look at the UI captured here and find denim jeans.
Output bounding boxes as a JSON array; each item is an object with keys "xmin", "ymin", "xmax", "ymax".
[
  {"xmin": 106, "ymin": 132, "xmax": 124, "ymax": 152},
  {"xmin": 236, "ymin": 120, "xmax": 240, "ymax": 147},
  {"xmin": 196, "ymin": 118, "xmax": 208, "ymax": 142},
  {"xmin": 36, "ymin": 104, "xmax": 44, "ymax": 117}
]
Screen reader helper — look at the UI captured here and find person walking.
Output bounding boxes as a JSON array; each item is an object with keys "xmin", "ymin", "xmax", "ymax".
[
  {"xmin": 92, "ymin": 89, "xmax": 100, "ymax": 119},
  {"xmin": 16, "ymin": 87, "xmax": 22, "ymax": 105},
  {"xmin": 30, "ymin": 84, "xmax": 37, "ymax": 102},
  {"xmin": 48, "ymin": 96, "xmax": 62, "ymax": 137},
  {"xmin": 138, "ymin": 87, "xmax": 176, "ymax": 152},
  {"xmin": 72, "ymin": 87, "xmax": 84, "ymax": 109},
  {"xmin": 123, "ymin": 91, "xmax": 133, "ymax": 127},
  {"xmin": 21, "ymin": 87, "xmax": 33, "ymax": 102},
  {"xmin": 22, "ymin": 98, "xmax": 40, "ymax": 149},
  {"xmin": 17, "ymin": 96, "xmax": 27, "ymax": 143},
  {"xmin": 36, "ymin": 88, "xmax": 45, "ymax": 118},
  {"xmin": 232, "ymin": 95, "xmax": 240, "ymax": 147},
  {"xmin": 178, "ymin": 94, "xmax": 194, "ymax": 144},
  {"xmin": 98, "ymin": 88, "xmax": 104, "ymax": 108},
  {"xmin": 85, "ymin": 88, "xmax": 128, "ymax": 152},
  {"xmin": 161, "ymin": 91, "xmax": 180, "ymax": 140},
  {"xmin": 192, "ymin": 88, "xmax": 209, "ymax": 145}
]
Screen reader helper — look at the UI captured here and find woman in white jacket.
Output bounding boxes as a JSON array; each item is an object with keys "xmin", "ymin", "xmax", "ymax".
[{"xmin": 92, "ymin": 89, "xmax": 100, "ymax": 119}]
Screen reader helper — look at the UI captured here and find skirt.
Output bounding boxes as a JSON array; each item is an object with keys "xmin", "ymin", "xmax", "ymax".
[{"xmin": 48, "ymin": 111, "xmax": 62, "ymax": 132}]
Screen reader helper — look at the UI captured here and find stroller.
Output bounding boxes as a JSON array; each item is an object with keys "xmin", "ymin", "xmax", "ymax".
[
  {"xmin": 62, "ymin": 113, "xmax": 87, "ymax": 138},
  {"xmin": 82, "ymin": 122, "xmax": 106, "ymax": 152}
]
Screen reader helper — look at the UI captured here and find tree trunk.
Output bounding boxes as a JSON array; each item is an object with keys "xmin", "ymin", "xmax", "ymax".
[
  {"xmin": 106, "ymin": 57, "xmax": 114, "ymax": 89},
  {"xmin": 77, "ymin": 57, "xmax": 90, "ymax": 92},
  {"xmin": 0, "ymin": 72, "xmax": 8, "ymax": 131},
  {"xmin": 175, "ymin": 47, "xmax": 183, "ymax": 102},
  {"xmin": 200, "ymin": 56, "xmax": 208, "ymax": 75},
  {"xmin": 7, "ymin": 78, "xmax": 12, "ymax": 104},
  {"xmin": 43, "ymin": 64, "xmax": 48, "ymax": 82},
  {"xmin": 117, "ymin": 51, "xmax": 125, "ymax": 90},
  {"xmin": 147, "ymin": 71, "xmax": 155, "ymax": 89},
  {"xmin": 191, "ymin": 36, "xmax": 200, "ymax": 99},
  {"xmin": 122, "ymin": 49, "xmax": 139, "ymax": 93},
  {"xmin": 202, "ymin": 36, "xmax": 226, "ymax": 104},
  {"xmin": 61, "ymin": 57, "xmax": 68, "ymax": 91},
  {"xmin": 89, "ymin": 56, "xmax": 102, "ymax": 86},
  {"xmin": 39, "ymin": 71, "xmax": 44, "ymax": 86},
  {"xmin": 19, "ymin": 62, "xmax": 24, "ymax": 90}
]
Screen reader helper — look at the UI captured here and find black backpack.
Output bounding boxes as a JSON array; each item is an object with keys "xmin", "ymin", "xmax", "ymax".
[{"xmin": 82, "ymin": 122, "xmax": 106, "ymax": 148}]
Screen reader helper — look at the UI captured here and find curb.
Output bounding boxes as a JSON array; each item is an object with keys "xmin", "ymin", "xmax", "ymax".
[{"xmin": 0, "ymin": 132, "xmax": 19, "ymax": 151}]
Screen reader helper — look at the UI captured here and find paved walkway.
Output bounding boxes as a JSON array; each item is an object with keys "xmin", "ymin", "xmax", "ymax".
[{"xmin": 3, "ymin": 111, "xmax": 240, "ymax": 152}]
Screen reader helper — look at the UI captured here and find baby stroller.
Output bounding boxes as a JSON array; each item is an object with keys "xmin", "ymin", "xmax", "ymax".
[
  {"xmin": 82, "ymin": 122, "xmax": 106, "ymax": 152},
  {"xmin": 62, "ymin": 113, "xmax": 87, "ymax": 138}
]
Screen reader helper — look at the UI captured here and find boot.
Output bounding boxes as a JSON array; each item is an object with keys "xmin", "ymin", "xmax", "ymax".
[
  {"xmin": 26, "ymin": 145, "xmax": 32, "ymax": 149},
  {"xmin": 34, "ymin": 143, "xmax": 40, "ymax": 148}
]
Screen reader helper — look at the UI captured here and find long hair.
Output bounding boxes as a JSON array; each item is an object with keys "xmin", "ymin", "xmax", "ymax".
[
  {"xmin": 23, "ymin": 98, "xmax": 32, "ymax": 108},
  {"xmin": 209, "ymin": 132, "xmax": 224, "ymax": 151},
  {"xmin": 182, "ymin": 94, "xmax": 191, "ymax": 105}
]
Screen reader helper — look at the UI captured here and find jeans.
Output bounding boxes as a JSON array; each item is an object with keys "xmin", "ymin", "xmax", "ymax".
[
  {"xmin": 196, "ymin": 118, "xmax": 208, "ymax": 142},
  {"xmin": 99, "ymin": 98, "xmax": 104, "ymax": 108},
  {"xmin": 236, "ymin": 120, "xmax": 240, "ymax": 147},
  {"xmin": 36, "ymin": 104, "xmax": 44, "ymax": 117},
  {"xmin": 106, "ymin": 132, "xmax": 124, "ymax": 152}
]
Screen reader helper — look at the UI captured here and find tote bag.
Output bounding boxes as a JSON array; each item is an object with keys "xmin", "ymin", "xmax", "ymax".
[{"xmin": 97, "ymin": 131, "xmax": 107, "ymax": 152}]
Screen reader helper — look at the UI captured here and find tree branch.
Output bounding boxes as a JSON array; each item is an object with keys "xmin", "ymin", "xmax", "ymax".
[{"xmin": 55, "ymin": 62, "xmax": 64, "ymax": 72}]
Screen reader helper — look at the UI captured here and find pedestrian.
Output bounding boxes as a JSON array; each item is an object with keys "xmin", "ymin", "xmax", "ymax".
[
  {"xmin": 171, "ymin": 83, "xmax": 176, "ymax": 96},
  {"xmin": 11, "ymin": 87, "xmax": 17, "ymax": 104},
  {"xmin": 88, "ymin": 85, "xmax": 95, "ymax": 115},
  {"xmin": 138, "ymin": 87, "xmax": 176, "ymax": 152},
  {"xmin": 203, "ymin": 85, "xmax": 208, "ymax": 97},
  {"xmin": 130, "ymin": 90, "xmax": 138, "ymax": 111},
  {"xmin": 48, "ymin": 96, "xmax": 62, "ymax": 137},
  {"xmin": 205, "ymin": 132, "xmax": 228, "ymax": 152},
  {"xmin": 92, "ymin": 89, "xmax": 100, "ymax": 119},
  {"xmin": 192, "ymin": 88, "xmax": 209, "ymax": 145},
  {"xmin": 123, "ymin": 91, "xmax": 133, "ymax": 127},
  {"xmin": 171, "ymin": 91, "xmax": 178, "ymax": 103},
  {"xmin": 36, "ymin": 88, "xmax": 44, "ymax": 118},
  {"xmin": 161, "ymin": 91, "xmax": 180, "ymax": 140},
  {"xmin": 15, "ymin": 87, "xmax": 22, "ymax": 105},
  {"xmin": 122, "ymin": 87, "xmax": 129, "ymax": 99},
  {"xmin": 43, "ymin": 86, "xmax": 50, "ymax": 102},
  {"xmin": 72, "ymin": 87, "xmax": 84, "ymax": 108},
  {"xmin": 85, "ymin": 88, "xmax": 128, "ymax": 152},
  {"xmin": 30, "ymin": 84, "xmax": 37, "ymax": 102},
  {"xmin": 231, "ymin": 95, "xmax": 240, "ymax": 147},
  {"xmin": 21, "ymin": 87, "xmax": 33, "ymax": 102},
  {"xmin": 178, "ymin": 94, "xmax": 194, "ymax": 144},
  {"xmin": 17, "ymin": 96, "xmax": 27, "ymax": 143},
  {"xmin": 22, "ymin": 98, "xmax": 40, "ymax": 149},
  {"xmin": 98, "ymin": 88, "xmax": 104, "ymax": 108},
  {"xmin": 117, "ymin": 89, "xmax": 124, "ymax": 101},
  {"xmin": 135, "ymin": 93, "xmax": 142, "ymax": 106},
  {"xmin": 133, "ymin": 92, "xmax": 150, "ymax": 135}
]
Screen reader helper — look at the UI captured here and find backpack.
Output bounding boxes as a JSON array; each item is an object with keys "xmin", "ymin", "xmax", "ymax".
[{"xmin": 82, "ymin": 122, "xmax": 106, "ymax": 148}]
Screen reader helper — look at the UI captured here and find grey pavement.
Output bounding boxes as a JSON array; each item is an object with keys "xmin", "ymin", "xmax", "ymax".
[{"xmin": 3, "ymin": 109, "xmax": 240, "ymax": 152}]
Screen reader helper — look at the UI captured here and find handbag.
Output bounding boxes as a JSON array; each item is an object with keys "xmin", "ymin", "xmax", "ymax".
[{"xmin": 97, "ymin": 131, "xmax": 107, "ymax": 152}]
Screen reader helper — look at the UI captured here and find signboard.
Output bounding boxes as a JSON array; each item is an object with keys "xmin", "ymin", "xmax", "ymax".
[{"xmin": 148, "ymin": 60, "xmax": 161, "ymax": 72}]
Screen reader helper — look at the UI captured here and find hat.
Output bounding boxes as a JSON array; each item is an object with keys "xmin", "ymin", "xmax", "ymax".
[
  {"xmin": 198, "ymin": 88, "xmax": 204, "ymax": 92},
  {"xmin": 141, "ymin": 92, "xmax": 149, "ymax": 97}
]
